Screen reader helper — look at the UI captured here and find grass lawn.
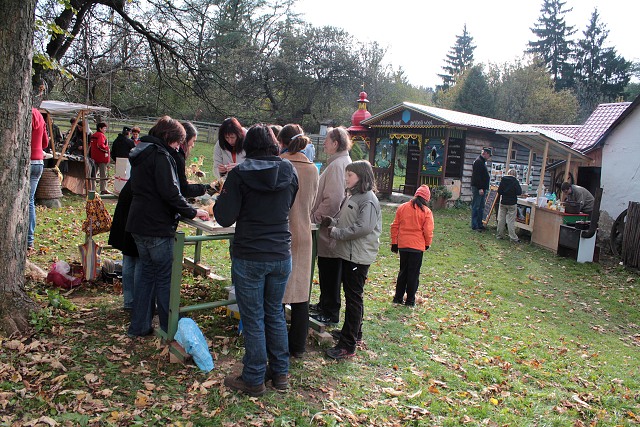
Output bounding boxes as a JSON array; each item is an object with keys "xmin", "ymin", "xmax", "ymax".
[{"xmin": 2, "ymin": 147, "xmax": 639, "ymax": 426}]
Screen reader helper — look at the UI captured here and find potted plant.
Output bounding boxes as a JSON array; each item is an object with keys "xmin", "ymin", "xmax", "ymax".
[{"xmin": 429, "ymin": 185, "xmax": 453, "ymax": 209}]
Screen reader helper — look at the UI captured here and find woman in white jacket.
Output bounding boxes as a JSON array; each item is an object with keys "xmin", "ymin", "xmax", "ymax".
[{"xmin": 213, "ymin": 117, "xmax": 246, "ymax": 179}]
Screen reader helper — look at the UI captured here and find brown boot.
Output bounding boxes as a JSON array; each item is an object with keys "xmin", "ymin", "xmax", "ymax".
[
  {"xmin": 224, "ymin": 375, "xmax": 266, "ymax": 397},
  {"xmin": 265, "ymin": 366, "xmax": 289, "ymax": 390}
]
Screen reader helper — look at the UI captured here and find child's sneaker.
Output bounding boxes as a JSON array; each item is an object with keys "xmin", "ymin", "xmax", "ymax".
[{"xmin": 326, "ymin": 346, "xmax": 355, "ymax": 360}]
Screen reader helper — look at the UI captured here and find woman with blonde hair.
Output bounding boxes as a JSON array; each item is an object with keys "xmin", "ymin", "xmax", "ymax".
[
  {"xmin": 310, "ymin": 126, "xmax": 352, "ymax": 325},
  {"xmin": 496, "ymin": 168, "xmax": 522, "ymax": 243},
  {"xmin": 278, "ymin": 124, "xmax": 319, "ymax": 357}
]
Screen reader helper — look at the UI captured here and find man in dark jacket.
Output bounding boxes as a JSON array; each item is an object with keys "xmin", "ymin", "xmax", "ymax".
[
  {"xmin": 215, "ymin": 124, "xmax": 298, "ymax": 397},
  {"xmin": 471, "ymin": 147, "xmax": 492, "ymax": 231},
  {"xmin": 111, "ymin": 126, "xmax": 135, "ymax": 161},
  {"xmin": 125, "ymin": 116, "xmax": 209, "ymax": 337},
  {"xmin": 496, "ymin": 168, "xmax": 522, "ymax": 242},
  {"xmin": 561, "ymin": 182, "xmax": 595, "ymax": 214}
]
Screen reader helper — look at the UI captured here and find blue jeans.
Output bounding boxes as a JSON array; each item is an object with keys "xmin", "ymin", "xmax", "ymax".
[
  {"xmin": 232, "ymin": 257, "xmax": 291, "ymax": 386},
  {"xmin": 471, "ymin": 186, "xmax": 487, "ymax": 229},
  {"xmin": 122, "ymin": 255, "xmax": 140, "ymax": 309},
  {"xmin": 28, "ymin": 162, "xmax": 44, "ymax": 247},
  {"xmin": 129, "ymin": 234, "xmax": 174, "ymax": 336}
]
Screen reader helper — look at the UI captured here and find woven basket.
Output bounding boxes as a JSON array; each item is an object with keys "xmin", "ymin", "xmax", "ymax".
[{"xmin": 35, "ymin": 168, "xmax": 63, "ymax": 199}]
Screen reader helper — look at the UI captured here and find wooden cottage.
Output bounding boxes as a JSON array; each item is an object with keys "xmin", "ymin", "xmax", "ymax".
[{"xmin": 359, "ymin": 102, "xmax": 588, "ymax": 200}]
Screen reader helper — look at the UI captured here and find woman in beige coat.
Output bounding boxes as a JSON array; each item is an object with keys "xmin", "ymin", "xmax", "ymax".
[
  {"xmin": 309, "ymin": 127, "xmax": 352, "ymax": 324},
  {"xmin": 278, "ymin": 124, "xmax": 319, "ymax": 357}
]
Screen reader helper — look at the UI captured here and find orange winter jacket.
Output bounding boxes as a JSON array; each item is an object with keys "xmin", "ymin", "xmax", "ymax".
[{"xmin": 390, "ymin": 201, "xmax": 434, "ymax": 250}]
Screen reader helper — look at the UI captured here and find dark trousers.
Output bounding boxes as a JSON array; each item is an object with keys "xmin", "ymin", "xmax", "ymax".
[
  {"xmin": 287, "ymin": 301, "xmax": 309, "ymax": 354},
  {"xmin": 338, "ymin": 260, "xmax": 369, "ymax": 353},
  {"xmin": 394, "ymin": 250, "xmax": 424, "ymax": 305},
  {"xmin": 471, "ymin": 186, "xmax": 487, "ymax": 229},
  {"xmin": 317, "ymin": 256, "xmax": 342, "ymax": 322}
]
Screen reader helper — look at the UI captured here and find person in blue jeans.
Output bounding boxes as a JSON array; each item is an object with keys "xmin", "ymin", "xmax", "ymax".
[
  {"xmin": 215, "ymin": 124, "xmax": 299, "ymax": 397},
  {"xmin": 108, "ymin": 181, "xmax": 139, "ymax": 310},
  {"xmin": 471, "ymin": 147, "xmax": 492, "ymax": 231},
  {"xmin": 28, "ymin": 108, "xmax": 49, "ymax": 255},
  {"xmin": 125, "ymin": 116, "xmax": 209, "ymax": 337}
]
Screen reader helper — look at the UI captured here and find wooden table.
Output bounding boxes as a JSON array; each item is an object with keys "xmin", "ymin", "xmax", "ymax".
[
  {"xmin": 531, "ymin": 208, "xmax": 589, "ymax": 252},
  {"xmin": 161, "ymin": 218, "xmax": 320, "ymax": 359}
]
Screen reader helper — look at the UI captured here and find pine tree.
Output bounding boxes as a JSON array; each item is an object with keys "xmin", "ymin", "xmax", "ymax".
[
  {"xmin": 452, "ymin": 65, "xmax": 494, "ymax": 117},
  {"xmin": 574, "ymin": 8, "xmax": 632, "ymax": 118},
  {"xmin": 437, "ymin": 24, "xmax": 476, "ymax": 90},
  {"xmin": 527, "ymin": 0, "xmax": 576, "ymax": 90}
]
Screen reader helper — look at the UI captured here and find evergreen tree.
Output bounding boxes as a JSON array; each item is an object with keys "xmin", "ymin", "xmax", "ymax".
[
  {"xmin": 574, "ymin": 8, "xmax": 632, "ymax": 118},
  {"xmin": 527, "ymin": 0, "xmax": 576, "ymax": 90},
  {"xmin": 453, "ymin": 65, "xmax": 493, "ymax": 116},
  {"xmin": 437, "ymin": 24, "xmax": 476, "ymax": 90}
]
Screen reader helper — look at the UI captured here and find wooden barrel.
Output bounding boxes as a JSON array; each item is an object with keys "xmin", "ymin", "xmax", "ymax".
[{"xmin": 35, "ymin": 168, "xmax": 63, "ymax": 199}]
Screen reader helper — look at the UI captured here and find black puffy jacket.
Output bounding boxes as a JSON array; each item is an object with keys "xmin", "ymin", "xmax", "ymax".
[
  {"xmin": 497, "ymin": 175, "xmax": 522, "ymax": 205},
  {"xmin": 214, "ymin": 156, "xmax": 298, "ymax": 262},
  {"xmin": 125, "ymin": 135, "xmax": 196, "ymax": 237}
]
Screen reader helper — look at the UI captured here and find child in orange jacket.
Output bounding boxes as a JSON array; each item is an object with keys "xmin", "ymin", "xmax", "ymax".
[{"xmin": 390, "ymin": 185, "xmax": 434, "ymax": 306}]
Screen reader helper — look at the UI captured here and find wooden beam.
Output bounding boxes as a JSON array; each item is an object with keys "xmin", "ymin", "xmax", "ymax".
[
  {"xmin": 538, "ymin": 140, "xmax": 550, "ymax": 197},
  {"xmin": 505, "ymin": 137, "xmax": 513, "ymax": 169},
  {"xmin": 526, "ymin": 150, "xmax": 534, "ymax": 186},
  {"xmin": 564, "ymin": 153, "xmax": 572, "ymax": 182}
]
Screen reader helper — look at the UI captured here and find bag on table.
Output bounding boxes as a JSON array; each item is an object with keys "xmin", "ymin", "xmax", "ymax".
[{"xmin": 82, "ymin": 194, "xmax": 112, "ymax": 235}]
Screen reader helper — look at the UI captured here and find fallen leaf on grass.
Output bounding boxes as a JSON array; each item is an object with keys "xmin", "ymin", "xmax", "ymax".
[
  {"xmin": 84, "ymin": 373, "xmax": 99, "ymax": 384},
  {"xmin": 382, "ymin": 387, "xmax": 404, "ymax": 397},
  {"xmin": 408, "ymin": 389, "xmax": 422, "ymax": 399},
  {"xmin": 571, "ymin": 394, "xmax": 592, "ymax": 408},
  {"xmin": 24, "ymin": 416, "xmax": 58, "ymax": 426}
]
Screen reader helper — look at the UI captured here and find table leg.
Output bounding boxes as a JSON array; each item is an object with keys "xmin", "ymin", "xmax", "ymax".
[{"xmin": 165, "ymin": 231, "xmax": 186, "ymax": 342}]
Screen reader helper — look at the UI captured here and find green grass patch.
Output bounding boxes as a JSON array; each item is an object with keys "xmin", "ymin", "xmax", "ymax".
[{"xmin": 5, "ymin": 184, "xmax": 639, "ymax": 426}]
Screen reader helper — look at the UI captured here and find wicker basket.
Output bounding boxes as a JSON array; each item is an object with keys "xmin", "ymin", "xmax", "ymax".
[{"xmin": 35, "ymin": 168, "xmax": 63, "ymax": 199}]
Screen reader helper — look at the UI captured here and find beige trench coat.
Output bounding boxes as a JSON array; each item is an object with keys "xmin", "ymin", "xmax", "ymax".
[{"xmin": 281, "ymin": 152, "xmax": 319, "ymax": 303}]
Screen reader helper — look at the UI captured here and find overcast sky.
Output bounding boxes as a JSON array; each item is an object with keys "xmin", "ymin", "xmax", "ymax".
[{"xmin": 292, "ymin": 0, "xmax": 639, "ymax": 89}]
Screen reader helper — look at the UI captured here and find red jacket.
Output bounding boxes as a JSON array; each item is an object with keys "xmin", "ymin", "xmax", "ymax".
[
  {"xmin": 31, "ymin": 108, "xmax": 49, "ymax": 161},
  {"xmin": 90, "ymin": 131, "xmax": 110, "ymax": 164},
  {"xmin": 390, "ymin": 201, "xmax": 434, "ymax": 250}
]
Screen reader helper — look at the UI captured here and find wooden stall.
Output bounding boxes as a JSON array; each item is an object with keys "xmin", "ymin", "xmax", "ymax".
[
  {"xmin": 39, "ymin": 100, "xmax": 111, "ymax": 195},
  {"xmin": 503, "ymin": 132, "xmax": 591, "ymax": 252}
]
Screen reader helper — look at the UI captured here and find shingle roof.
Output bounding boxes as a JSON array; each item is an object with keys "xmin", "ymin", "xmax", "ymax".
[
  {"xmin": 526, "ymin": 124, "xmax": 582, "ymax": 139},
  {"xmin": 571, "ymin": 102, "xmax": 631, "ymax": 152}
]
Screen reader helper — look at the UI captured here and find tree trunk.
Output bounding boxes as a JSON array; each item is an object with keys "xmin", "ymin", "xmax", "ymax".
[{"xmin": 0, "ymin": 0, "xmax": 39, "ymax": 337}]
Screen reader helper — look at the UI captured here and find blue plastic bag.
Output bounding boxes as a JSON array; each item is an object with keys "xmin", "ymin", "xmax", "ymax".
[{"xmin": 174, "ymin": 318, "xmax": 214, "ymax": 372}]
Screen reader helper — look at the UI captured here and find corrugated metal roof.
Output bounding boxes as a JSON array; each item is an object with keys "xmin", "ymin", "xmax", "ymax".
[
  {"xmin": 571, "ymin": 102, "xmax": 631, "ymax": 152},
  {"xmin": 361, "ymin": 101, "xmax": 592, "ymax": 162},
  {"xmin": 362, "ymin": 102, "xmax": 575, "ymax": 143}
]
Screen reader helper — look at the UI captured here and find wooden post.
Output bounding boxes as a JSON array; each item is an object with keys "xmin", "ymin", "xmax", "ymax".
[
  {"xmin": 505, "ymin": 137, "xmax": 513, "ymax": 169},
  {"xmin": 564, "ymin": 153, "xmax": 572, "ymax": 182},
  {"xmin": 55, "ymin": 111, "xmax": 82, "ymax": 168},
  {"xmin": 538, "ymin": 140, "xmax": 550, "ymax": 197},
  {"xmin": 526, "ymin": 150, "xmax": 534, "ymax": 186}
]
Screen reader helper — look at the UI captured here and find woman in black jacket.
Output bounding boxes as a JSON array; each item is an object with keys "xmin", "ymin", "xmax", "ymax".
[
  {"xmin": 168, "ymin": 121, "xmax": 209, "ymax": 198},
  {"xmin": 496, "ymin": 168, "xmax": 522, "ymax": 243},
  {"xmin": 214, "ymin": 124, "xmax": 298, "ymax": 396},
  {"xmin": 125, "ymin": 116, "xmax": 210, "ymax": 337}
]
